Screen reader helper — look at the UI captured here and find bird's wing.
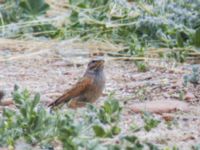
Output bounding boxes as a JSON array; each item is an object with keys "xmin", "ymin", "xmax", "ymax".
[{"xmin": 48, "ymin": 76, "xmax": 93, "ymax": 108}]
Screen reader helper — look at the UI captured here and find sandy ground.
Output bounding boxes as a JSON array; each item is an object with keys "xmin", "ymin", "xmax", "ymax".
[{"xmin": 0, "ymin": 39, "xmax": 200, "ymax": 149}]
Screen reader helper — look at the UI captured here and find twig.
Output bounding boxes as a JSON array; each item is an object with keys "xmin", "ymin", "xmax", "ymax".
[{"xmin": 0, "ymin": 49, "xmax": 50, "ymax": 62}]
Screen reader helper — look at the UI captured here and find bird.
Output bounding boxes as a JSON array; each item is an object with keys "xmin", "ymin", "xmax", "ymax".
[{"xmin": 48, "ymin": 58, "xmax": 105, "ymax": 109}]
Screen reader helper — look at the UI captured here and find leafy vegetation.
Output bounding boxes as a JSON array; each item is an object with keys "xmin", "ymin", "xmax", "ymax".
[
  {"xmin": 1, "ymin": 0, "xmax": 200, "ymax": 61},
  {"xmin": 142, "ymin": 112, "xmax": 160, "ymax": 132},
  {"xmin": 183, "ymin": 66, "xmax": 200, "ymax": 87},
  {"xmin": 19, "ymin": 0, "xmax": 50, "ymax": 18},
  {"xmin": 193, "ymin": 144, "xmax": 200, "ymax": 150},
  {"xmin": 0, "ymin": 0, "xmax": 200, "ymax": 149},
  {"xmin": 0, "ymin": 0, "xmax": 57, "ymax": 38},
  {"xmin": 0, "ymin": 0, "xmax": 49, "ymax": 24},
  {"xmin": 0, "ymin": 87, "xmax": 163, "ymax": 149},
  {"xmin": 135, "ymin": 61, "xmax": 149, "ymax": 72},
  {"xmin": 63, "ymin": 0, "xmax": 200, "ymax": 59}
]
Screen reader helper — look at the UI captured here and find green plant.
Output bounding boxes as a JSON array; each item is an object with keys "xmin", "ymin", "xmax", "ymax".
[
  {"xmin": 1, "ymin": 0, "xmax": 200, "ymax": 62},
  {"xmin": 164, "ymin": 146, "xmax": 179, "ymax": 150},
  {"xmin": 98, "ymin": 97, "xmax": 122, "ymax": 124},
  {"xmin": 0, "ymin": 108, "xmax": 21, "ymax": 148},
  {"xmin": 130, "ymin": 122, "xmax": 141, "ymax": 132},
  {"xmin": 88, "ymin": 94, "xmax": 122, "ymax": 138},
  {"xmin": 166, "ymin": 49, "xmax": 188, "ymax": 63},
  {"xmin": 0, "ymin": 86, "xmax": 184, "ymax": 149},
  {"xmin": 192, "ymin": 144, "xmax": 200, "ymax": 150},
  {"xmin": 63, "ymin": 0, "xmax": 200, "ymax": 60},
  {"xmin": 19, "ymin": 0, "xmax": 50, "ymax": 18},
  {"xmin": 183, "ymin": 66, "xmax": 200, "ymax": 87},
  {"xmin": 0, "ymin": 0, "xmax": 49, "ymax": 25},
  {"xmin": 121, "ymin": 135, "xmax": 159, "ymax": 150},
  {"xmin": 193, "ymin": 27, "xmax": 200, "ymax": 47},
  {"xmin": 53, "ymin": 112, "xmax": 79, "ymax": 149},
  {"xmin": 142, "ymin": 112, "xmax": 160, "ymax": 132},
  {"xmin": 0, "ymin": 0, "xmax": 20, "ymax": 25},
  {"xmin": 12, "ymin": 86, "xmax": 52, "ymax": 144},
  {"xmin": 92, "ymin": 124, "xmax": 121, "ymax": 138},
  {"xmin": 0, "ymin": 87, "xmax": 123, "ymax": 149},
  {"xmin": 123, "ymin": 135, "xmax": 144, "ymax": 150},
  {"xmin": 0, "ymin": 0, "xmax": 54, "ymax": 38},
  {"xmin": 135, "ymin": 61, "xmax": 149, "ymax": 72},
  {"xmin": 135, "ymin": 86, "xmax": 148, "ymax": 101},
  {"xmin": 0, "ymin": 86, "xmax": 52, "ymax": 147}
]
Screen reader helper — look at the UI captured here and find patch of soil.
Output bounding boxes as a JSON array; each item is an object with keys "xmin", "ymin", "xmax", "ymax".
[{"xmin": 0, "ymin": 39, "xmax": 200, "ymax": 149}]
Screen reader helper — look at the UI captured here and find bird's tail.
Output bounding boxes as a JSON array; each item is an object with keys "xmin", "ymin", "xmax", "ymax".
[{"xmin": 48, "ymin": 94, "xmax": 71, "ymax": 108}]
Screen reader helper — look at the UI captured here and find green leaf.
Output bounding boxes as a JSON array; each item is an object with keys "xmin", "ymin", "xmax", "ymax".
[
  {"xmin": 194, "ymin": 27, "xmax": 200, "ymax": 47},
  {"xmin": 103, "ymin": 99, "xmax": 121, "ymax": 114},
  {"xmin": 111, "ymin": 100, "xmax": 120, "ymax": 113},
  {"xmin": 192, "ymin": 144, "xmax": 200, "ymax": 150},
  {"xmin": 142, "ymin": 112, "xmax": 160, "ymax": 132},
  {"xmin": 22, "ymin": 89, "xmax": 30, "ymax": 100},
  {"xmin": 111, "ymin": 126, "xmax": 121, "ymax": 135},
  {"xmin": 124, "ymin": 135, "xmax": 138, "ymax": 143},
  {"xmin": 92, "ymin": 125, "xmax": 106, "ymax": 137},
  {"xmin": 32, "ymin": 93, "xmax": 40, "ymax": 108},
  {"xmin": 125, "ymin": 135, "xmax": 144, "ymax": 150},
  {"xmin": 176, "ymin": 32, "xmax": 184, "ymax": 47},
  {"xmin": 19, "ymin": 0, "xmax": 50, "ymax": 17},
  {"xmin": 20, "ymin": 107, "xmax": 27, "ymax": 118},
  {"xmin": 108, "ymin": 145, "xmax": 121, "ymax": 150},
  {"xmin": 12, "ymin": 92, "xmax": 23, "ymax": 105},
  {"xmin": 3, "ymin": 109, "xmax": 15, "ymax": 118},
  {"xmin": 146, "ymin": 143, "xmax": 159, "ymax": 150},
  {"xmin": 70, "ymin": 10, "xmax": 79, "ymax": 22},
  {"xmin": 103, "ymin": 101, "xmax": 112, "ymax": 114}
]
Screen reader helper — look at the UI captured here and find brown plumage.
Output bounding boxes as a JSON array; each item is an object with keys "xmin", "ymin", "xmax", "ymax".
[{"xmin": 48, "ymin": 58, "xmax": 105, "ymax": 109}]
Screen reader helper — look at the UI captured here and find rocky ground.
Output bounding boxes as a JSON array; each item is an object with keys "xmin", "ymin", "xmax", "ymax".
[{"xmin": 0, "ymin": 39, "xmax": 200, "ymax": 149}]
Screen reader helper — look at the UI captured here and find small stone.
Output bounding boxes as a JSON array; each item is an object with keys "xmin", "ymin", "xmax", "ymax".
[
  {"xmin": 0, "ymin": 99, "xmax": 14, "ymax": 106},
  {"xmin": 162, "ymin": 113, "xmax": 174, "ymax": 121},
  {"xmin": 184, "ymin": 92, "xmax": 195, "ymax": 102},
  {"xmin": 163, "ymin": 93, "xmax": 170, "ymax": 98},
  {"xmin": 130, "ymin": 100, "xmax": 189, "ymax": 114}
]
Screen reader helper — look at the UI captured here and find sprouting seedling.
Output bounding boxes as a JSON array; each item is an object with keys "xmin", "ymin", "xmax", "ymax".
[{"xmin": 142, "ymin": 112, "xmax": 160, "ymax": 132}]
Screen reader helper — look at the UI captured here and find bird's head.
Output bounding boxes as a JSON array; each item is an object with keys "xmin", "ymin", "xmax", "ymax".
[{"xmin": 87, "ymin": 58, "xmax": 105, "ymax": 72}]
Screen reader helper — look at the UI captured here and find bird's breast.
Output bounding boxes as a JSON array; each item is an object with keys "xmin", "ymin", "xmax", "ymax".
[{"xmin": 83, "ymin": 71, "xmax": 105, "ymax": 102}]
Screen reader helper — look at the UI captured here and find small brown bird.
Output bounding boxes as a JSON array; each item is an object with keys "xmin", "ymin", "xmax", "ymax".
[{"xmin": 48, "ymin": 58, "xmax": 105, "ymax": 109}]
